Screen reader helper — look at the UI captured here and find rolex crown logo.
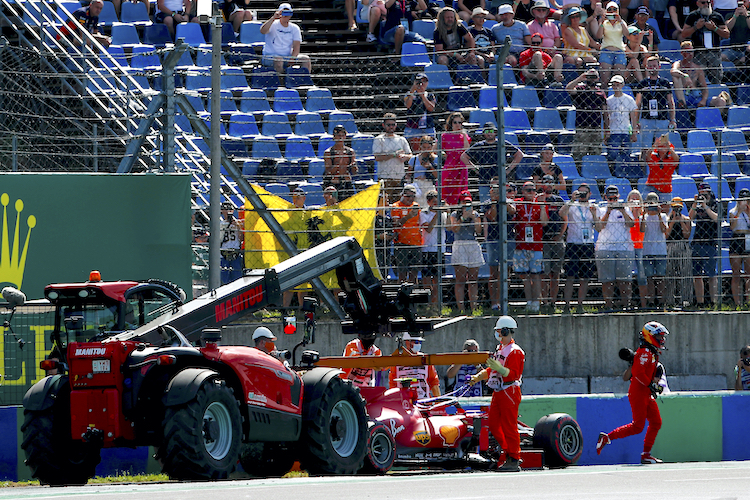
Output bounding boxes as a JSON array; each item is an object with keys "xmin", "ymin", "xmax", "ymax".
[{"xmin": 0, "ymin": 193, "xmax": 36, "ymax": 289}]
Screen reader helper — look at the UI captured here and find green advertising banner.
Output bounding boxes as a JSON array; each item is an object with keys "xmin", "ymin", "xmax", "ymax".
[{"xmin": 0, "ymin": 173, "xmax": 193, "ymax": 405}]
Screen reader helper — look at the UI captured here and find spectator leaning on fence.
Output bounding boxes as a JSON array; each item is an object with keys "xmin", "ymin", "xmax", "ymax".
[
  {"xmin": 373, "ymin": 113, "xmax": 413, "ymax": 202},
  {"xmin": 513, "ymin": 181, "xmax": 548, "ymax": 314}
]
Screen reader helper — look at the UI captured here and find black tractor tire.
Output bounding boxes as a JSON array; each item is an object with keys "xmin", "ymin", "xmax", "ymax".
[
  {"xmin": 20, "ymin": 384, "xmax": 100, "ymax": 486},
  {"xmin": 532, "ymin": 413, "xmax": 583, "ymax": 468},
  {"xmin": 301, "ymin": 375, "xmax": 368, "ymax": 475},
  {"xmin": 240, "ymin": 443, "xmax": 296, "ymax": 478},
  {"xmin": 360, "ymin": 422, "xmax": 395, "ymax": 475},
  {"xmin": 160, "ymin": 378, "xmax": 242, "ymax": 480}
]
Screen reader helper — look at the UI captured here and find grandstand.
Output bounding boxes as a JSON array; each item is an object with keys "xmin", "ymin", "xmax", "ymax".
[{"xmin": 2, "ymin": 0, "xmax": 750, "ymax": 310}]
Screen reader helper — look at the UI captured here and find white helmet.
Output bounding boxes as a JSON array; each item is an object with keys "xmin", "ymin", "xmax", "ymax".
[
  {"xmin": 494, "ymin": 315, "xmax": 517, "ymax": 341},
  {"xmin": 252, "ymin": 326, "xmax": 277, "ymax": 341}
]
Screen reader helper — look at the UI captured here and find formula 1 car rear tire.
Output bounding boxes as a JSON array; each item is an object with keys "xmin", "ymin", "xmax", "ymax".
[
  {"xmin": 20, "ymin": 383, "xmax": 100, "ymax": 486},
  {"xmin": 160, "ymin": 379, "xmax": 242, "ymax": 480},
  {"xmin": 532, "ymin": 413, "xmax": 583, "ymax": 468},
  {"xmin": 360, "ymin": 422, "xmax": 395, "ymax": 474},
  {"xmin": 301, "ymin": 375, "xmax": 368, "ymax": 475}
]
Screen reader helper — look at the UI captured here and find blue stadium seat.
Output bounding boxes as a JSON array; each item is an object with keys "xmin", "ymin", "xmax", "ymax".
[
  {"xmin": 721, "ymin": 129, "xmax": 750, "ymax": 155},
  {"xmin": 554, "ymin": 154, "xmax": 579, "ymax": 179},
  {"xmin": 735, "ymin": 175, "xmax": 750, "ymax": 196},
  {"xmin": 239, "ymin": 88, "xmax": 271, "ymax": 115},
  {"xmin": 565, "ymin": 108, "xmax": 576, "ymax": 129},
  {"xmin": 264, "ymin": 182, "xmax": 291, "ymax": 196},
  {"xmin": 111, "ymin": 23, "xmax": 141, "ymax": 47},
  {"xmin": 543, "ymin": 87, "xmax": 573, "ymax": 108},
  {"xmin": 581, "ymin": 155, "xmax": 611, "ymax": 180},
  {"xmin": 737, "ymin": 86, "xmax": 750, "ymax": 106},
  {"xmin": 261, "ymin": 111, "xmax": 293, "ymax": 138},
  {"xmin": 524, "ymin": 131, "xmax": 551, "ymax": 155},
  {"xmin": 447, "ymin": 86, "xmax": 476, "ymax": 111},
  {"xmin": 703, "ymin": 175, "xmax": 733, "ymax": 201},
  {"xmin": 727, "ymin": 106, "xmax": 750, "ymax": 130},
  {"xmin": 605, "ymin": 177, "xmax": 632, "ymax": 198},
  {"xmin": 503, "ymin": 108, "xmax": 532, "ymax": 134},
  {"xmin": 306, "ymin": 87, "xmax": 336, "ymax": 113},
  {"xmin": 199, "ymin": 112, "xmax": 227, "ymax": 135},
  {"xmin": 668, "ymin": 131, "xmax": 685, "ymax": 152},
  {"xmin": 411, "ymin": 19, "xmax": 436, "ymax": 40},
  {"xmin": 468, "ymin": 109, "xmax": 496, "ymax": 127},
  {"xmin": 185, "ymin": 68, "xmax": 211, "ymax": 91},
  {"xmin": 175, "ymin": 22, "xmax": 207, "ymax": 46},
  {"xmin": 328, "ymin": 110, "xmax": 359, "ymax": 135},
  {"xmin": 678, "ymin": 153, "xmax": 710, "ymax": 178},
  {"xmin": 613, "ymin": 155, "xmax": 644, "ymax": 180},
  {"xmin": 130, "ymin": 44, "xmax": 161, "ymax": 70},
  {"xmin": 505, "ymin": 132, "xmax": 519, "ymax": 145},
  {"xmin": 57, "ymin": 2, "xmax": 82, "ymax": 21},
  {"xmin": 351, "ymin": 134, "xmax": 375, "ymax": 161},
  {"xmin": 646, "ymin": 17, "xmax": 664, "ymax": 40},
  {"xmin": 222, "ymin": 137, "xmax": 248, "ymax": 158},
  {"xmin": 317, "ymin": 134, "xmax": 335, "ymax": 157},
  {"xmin": 401, "ymin": 42, "xmax": 431, "ymax": 67},
  {"xmin": 488, "ymin": 64, "xmax": 517, "ymax": 88},
  {"xmin": 207, "ymin": 89, "xmax": 239, "ymax": 115},
  {"xmin": 695, "ymin": 106, "xmax": 725, "ymax": 129},
  {"xmin": 516, "ymin": 154, "xmax": 538, "ymax": 180},
  {"xmin": 120, "ymin": 2, "xmax": 151, "ymax": 25},
  {"xmin": 227, "ymin": 112, "xmax": 260, "ymax": 139},
  {"xmin": 687, "ymin": 130, "xmax": 717, "ymax": 155},
  {"xmin": 455, "ymin": 64, "xmax": 485, "ymax": 84},
  {"xmin": 555, "ymin": 131, "xmax": 575, "ymax": 155},
  {"xmin": 239, "ymin": 21, "xmax": 265, "ymax": 48},
  {"xmin": 196, "ymin": 50, "xmax": 227, "ymax": 67},
  {"xmin": 284, "ymin": 135, "xmax": 317, "ymax": 161},
  {"xmin": 184, "ymin": 94, "xmax": 205, "ymax": 112},
  {"xmin": 659, "ymin": 39, "xmax": 681, "ymax": 61},
  {"xmin": 101, "ymin": 45, "xmax": 128, "ymax": 68},
  {"xmin": 96, "ymin": 0, "xmax": 118, "ymax": 26},
  {"xmin": 252, "ymin": 137, "xmax": 283, "ymax": 159},
  {"xmin": 294, "ymin": 111, "xmax": 326, "ymax": 139},
  {"xmin": 285, "ymin": 67, "xmax": 314, "ymax": 88},
  {"xmin": 276, "ymin": 161, "xmax": 304, "ymax": 179},
  {"xmin": 533, "ymin": 107, "xmax": 564, "ymax": 132},
  {"xmin": 308, "ymin": 159, "xmax": 326, "ymax": 181},
  {"xmin": 144, "ymin": 23, "xmax": 172, "ymax": 47},
  {"xmin": 221, "ymin": 67, "xmax": 250, "ymax": 92},
  {"xmin": 250, "ymin": 66, "xmax": 281, "ymax": 90},
  {"xmin": 511, "ymin": 85, "xmax": 541, "ymax": 110},
  {"xmin": 477, "ymin": 85, "xmax": 507, "ymax": 110},
  {"xmin": 273, "ymin": 88, "xmax": 304, "ymax": 116},
  {"xmin": 242, "ymin": 159, "xmax": 260, "ymax": 177},
  {"xmin": 425, "ymin": 63, "xmax": 453, "ymax": 90},
  {"xmin": 710, "ymin": 152, "xmax": 742, "ymax": 178},
  {"xmin": 86, "ymin": 68, "xmax": 118, "ymax": 95}
]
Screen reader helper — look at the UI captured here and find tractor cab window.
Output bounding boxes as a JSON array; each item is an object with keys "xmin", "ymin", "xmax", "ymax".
[
  {"xmin": 59, "ymin": 302, "xmax": 118, "ymax": 342},
  {"xmin": 124, "ymin": 289, "xmax": 180, "ymax": 329}
]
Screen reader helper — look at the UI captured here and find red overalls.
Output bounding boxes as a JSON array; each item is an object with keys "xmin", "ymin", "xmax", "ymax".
[{"xmin": 486, "ymin": 341, "xmax": 525, "ymax": 460}]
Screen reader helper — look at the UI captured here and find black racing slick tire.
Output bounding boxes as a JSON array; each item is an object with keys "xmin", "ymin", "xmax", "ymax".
[
  {"xmin": 360, "ymin": 422, "xmax": 395, "ymax": 474},
  {"xmin": 301, "ymin": 375, "xmax": 368, "ymax": 475},
  {"xmin": 240, "ymin": 443, "xmax": 296, "ymax": 478},
  {"xmin": 532, "ymin": 413, "xmax": 583, "ymax": 468},
  {"xmin": 160, "ymin": 378, "xmax": 242, "ymax": 480},
  {"xmin": 20, "ymin": 383, "xmax": 100, "ymax": 486}
]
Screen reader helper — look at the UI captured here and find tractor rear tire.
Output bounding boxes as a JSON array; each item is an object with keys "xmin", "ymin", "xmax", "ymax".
[
  {"xmin": 532, "ymin": 413, "xmax": 583, "ymax": 468},
  {"xmin": 301, "ymin": 375, "xmax": 368, "ymax": 475},
  {"xmin": 20, "ymin": 384, "xmax": 100, "ymax": 486},
  {"xmin": 360, "ymin": 422, "xmax": 395, "ymax": 474},
  {"xmin": 160, "ymin": 378, "xmax": 242, "ymax": 480}
]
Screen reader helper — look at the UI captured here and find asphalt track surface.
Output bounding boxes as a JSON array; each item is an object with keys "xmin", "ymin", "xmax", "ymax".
[{"xmin": 2, "ymin": 462, "xmax": 748, "ymax": 500}]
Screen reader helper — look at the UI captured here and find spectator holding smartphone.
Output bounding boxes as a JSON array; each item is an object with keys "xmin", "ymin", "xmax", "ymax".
[
  {"xmin": 665, "ymin": 197, "xmax": 693, "ymax": 307},
  {"xmin": 734, "ymin": 345, "xmax": 750, "ymax": 390}
]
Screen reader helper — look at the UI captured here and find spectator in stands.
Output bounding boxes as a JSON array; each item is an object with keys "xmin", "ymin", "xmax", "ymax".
[
  {"xmin": 483, "ymin": 184, "xmax": 503, "ymax": 310},
  {"xmin": 449, "ymin": 192, "xmax": 485, "ymax": 313},
  {"xmin": 605, "ymin": 74, "xmax": 638, "ymax": 169},
  {"xmin": 540, "ymin": 175, "xmax": 566, "ymax": 313},
  {"xmin": 729, "ymin": 188, "xmax": 750, "ymax": 307},
  {"xmin": 631, "ymin": 6, "xmax": 661, "ymax": 53},
  {"xmin": 640, "ymin": 191, "xmax": 668, "ymax": 307},
  {"xmin": 513, "ymin": 181, "xmax": 548, "ymax": 313},
  {"xmin": 671, "ymin": 40, "xmax": 709, "ymax": 109},
  {"xmin": 643, "ymin": 133, "xmax": 678, "ymax": 202},
  {"xmin": 460, "ymin": 123, "xmax": 524, "ymax": 188},
  {"xmin": 531, "ymin": 143, "xmax": 565, "ymax": 193},
  {"xmin": 560, "ymin": 182, "xmax": 599, "ymax": 313},
  {"xmin": 220, "ymin": 202, "xmax": 243, "ymax": 285},
  {"xmin": 260, "ymin": 3, "xmax": 312, "ymax": 74},
  {"xmin": 710, "ymin": 89, "xmax": 733, "ymax": 108},
  {"xmin": 595, "ymin": 2, "xmax": 629, "ymax": 87},
  {"xmin": 527, "ymin": 0, "xmax": 562, "ymax": 55},
  {"xmin": 682, "ymin": 0, "xmax": 729, "ymax": 84},
  {"xmin": 469, "ymin": 7, "xmax": 497, "ymax": 69},
  {"xmin": 392, "ymin": 184, "xmax": 423, "ymax": 283},
  {"xmin": 58, "ymin": 0, "xmax": 112, "ymax": 47},
  {"xmin": 491, "ymin": 4, "xmax": 531, "ymax": 67},
  {"xmin": 457, "ymin": 0, "xmax": 487, "ymax": 22},
  {"xmin": 633, "ymin": 56, "xmax": 676, "ymax": 145},
  {"xmin": 566, "ymin": 68, "xmax": 607, "ymax": 162},
  {"xmin": 734, "ymin": 345, "xmax": 750, "ymax": 390},
  {"xmin": 434, "ymin": 7, "xmax": 478, "ymax": 67},
  {"xmin": 595, "ymin": 185, "xmax": 635, "ymax": 310},
  {"xmin": 446, "ymin": 339, "xmax": 484, "ymax": 396},
  {"xmin": 441, "ymin": 112, "xmax": 472, "ymax": 205},
  {"xmin": 364, "ymin": 0, "xmax": 388, "ymax": 42},
  {"xmin": 374, "ymin": 190, "xmax": 396, "ymax": 279},
  {"xmin": 627, "ymin": 189, "xmax": 648, "ymax": 308},
  {"xmin": 373, "ymin": 112, "xmax": 413, "ymax": 202},
  {"xmin": 721, "ymin": 0, "xmax": 750, "ymax": 65},
  {"xmin": 665, "ymin": 196, "xmax": 693, "ymax": 307},
  {"xmin": 512, "ymin": 0, "xmax": 539, "ymax": 22},
  {"xmin": 519, "ymin": 33, "xmax": 564, "ymax": 85},
  {"xmin": 324, "ymin": 124, "xmax": 357, "ymax": 200},
  {"xmin": 282, "ymin": 187, "xmax": 309, "ymax": 308},
  {"xmin": 667, "ymin": 0, "xmax": 694, "ymax": 40},
  {"xmin": 624, "ymin": 26, "xmax": 648, "ymax": 84},
  {"xmin": 407, "ymin": 135, "xmax": 440, "ymax": 206},
  {"xmin": 379, "ymin": 0, "xmax": 429, "ymax": 54},
  {"xmin": 156, "ymin": 0, "xmax": 199, "ymax": 39},
  {"xmin": 223, "ymin": 0, "xmax": 256, "ymax": 35},
  {"xmin": 420, "ymin": 189, "xmax": 447, "ymax": 311},
  {"xmin": 689, "ymin": 182, "xmax": 719, "ymax": 307},
  {"xmin": 404, "ymin": 73, "xmax": 438, "ymax": 152},
  {"xmin": 561, "ymin": 6, "xmax": 599, "ymax": 67}
]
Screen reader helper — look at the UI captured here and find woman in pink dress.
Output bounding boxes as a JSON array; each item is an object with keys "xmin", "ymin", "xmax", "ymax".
[{"xmin": 440, "ymin": 112, "xmax": 471, "ymax": 205}]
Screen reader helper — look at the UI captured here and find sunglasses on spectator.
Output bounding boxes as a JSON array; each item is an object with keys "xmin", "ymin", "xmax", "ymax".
[
  {"xmin": 384, "ymin": 122, "xmax": 397, "ymax": 127},
  {"xmin": 421, "ymin": 140, "xmax": 433, "ymax": 144},
  {"xmin": 523, "ymin": 187, "xmax": 535, "ymax": 192},
  {"xmin": 531, "ymin": 41, "xmax": 542, "ymax": 45},
  {"xmin": 453, "ymin": 120, "xmax": 464, "ymax": 124},
  {"xmin": 403, "ymin": 193, "xmax": 416, "ymax": 197}
]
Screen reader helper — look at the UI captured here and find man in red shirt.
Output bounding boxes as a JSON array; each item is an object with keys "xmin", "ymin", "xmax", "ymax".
[
  {"xmin": 391, "ymin": 184, "xmax": 422, "ymax": 283},
  {"xmin": 518, "ymin": 33, "xmax": 563, "ymax": 85},
  {"xmin": 470, "ymin": 316, "xmax": 525, "ymax": 472},
  {"xmin": 597, "ymin": 321, "xmax": 669, "ymax": 464},
  {"xmin": 512, "ymin": 181, "xmax": 548, "ymax": 313},
  {"xmin": 644, "ymin": 134, "xmax": 678, "ymax": 204}
]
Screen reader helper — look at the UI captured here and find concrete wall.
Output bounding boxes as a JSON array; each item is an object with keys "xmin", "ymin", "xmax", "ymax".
[{"xmin": 225, "ymin": 311, "xmax": 750, "ymax": 393}]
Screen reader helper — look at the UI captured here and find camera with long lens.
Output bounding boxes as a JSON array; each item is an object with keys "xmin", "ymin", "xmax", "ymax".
[{"xmin": 743, "ymin": 357, "xmax": 750, "ymax": 367}]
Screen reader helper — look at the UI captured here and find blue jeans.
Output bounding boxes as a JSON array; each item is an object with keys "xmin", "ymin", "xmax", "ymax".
[
  {"xmin": 607, "ymin": 133, "xmax": 631, "ymax": 165},
  {"xmin": 381, "ymin": 24, "xmax": 427, "ymax": 45},
  {"xmin": 640, "ymin": 119, "xmax": 670, "ymax": 148}
]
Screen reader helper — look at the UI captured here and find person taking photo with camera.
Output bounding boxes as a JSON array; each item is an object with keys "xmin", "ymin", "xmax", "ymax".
[{"xmin": 735, "ymin": 345, "xmax": 750, "ymax": 390}]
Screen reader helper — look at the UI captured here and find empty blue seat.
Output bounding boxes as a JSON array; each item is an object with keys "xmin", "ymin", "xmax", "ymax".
[
  {"xmin": 351, "ymin": 134, "xmax": 375, "ymax": 160},
  {"xmin": 175, "ymin": 22, "xmax": 206, "ymax": 46},
  {"xmin": 425, "ymin": 63, "xmax": 453, "ymax": 90},
  {"xmin": 687, "ymin": 130, "xmax": 717, "ymax": 155},
  {"xmin": 111, "ymin": 23, "xmax": 141, "ymax": 46},
  {"xmin": 555, "ymin": 131, "xmax": 575, "ymax": 155},
  {"xmin": 97, "ymin": 0, "xmax": 118, "ymax": 26},
  {"xmin": 524, "ymin": 131, "xmax": 551, "ymax": 155},
  {"xmin": 120, "ymin": 1, "xmax": 151, "ymax": 25},
  {"xmin": 196, "ymin": 50, "xmax": 228, "ymax": 67},
  {"xmin": 284, "ymin": 135, "xmax": 317, "ymax": 161},
  {"xmin": 242, "ymin": 159, "xmax": 260, "ymax": 177},
  {"xmin": 737, "ymin": 86, "xmax": 750, "ymax": 106},
  {"xmin": 239, "ymin": 21, "xmax": 265, "ymax": 47},
  {"xmin": 250, "ymin": 66, "xmax": 281, "ymax": 90},
  {"xmin": 199, "ymin": 112, "xmax": 227, "ymax": 135},
  {"xmin": 317, "ymin": 134, "xmax": 335, "ymax": 157},
  {"xmin": 703, "ymin": 175, "xmax": 733, "ymax": 200},
  {"xmin": 207, "ymin": 89, "xmax": 239, "ymax": 115},
  {"xmin": 468, "ymin": 109, "xmax": 496, "ymax": 127},
  {"xmin": 222, "ymin": 137, "xmax": 248, "ymax": 158},
  {"xmin": 239, "ymin": 88, "xmax": 271, "ymax": 115},
  {"xmin": 131, "ymin": 44, "xmax": 161, "ymax": 70},
  {"xmin": 261, "ymin": 111, "xmax": 293, "ymax": 138},
  {"xmin": 252, "ymin": 136, "xmax": 283, "ymax": 159},
  {"xmin": 735, "ymin": 175, "xmax": 750, "ymax": 196},
  {"xmin": 222, "ymin": 67, "xmax": 250, "ymax": 91},
  {"xmin": 488, "ymin": 64, "xmax": 517, "ymax": 88},
  {"xmin": 511, "ymin": 85, "xmax": 541, "ymax": 110},
  {"xmin": 455, "ymin": 64, "xmax": 485, "ymax": 84},
  {"xmin": 477, "ymin": 85, "xmax": 507, "ymax": 110},
  {"xmin": 660, "ymin": 39, "xmax": 682, "ymax": 61},
  {"xmin": 57, "ymin": 1, "xmax": 82, "ymax": 21},
  {"xmin": 543, "ymin": 87, "xmax": 573, "ymax": 108},
  {"xmin": 555, "ymin": 154, "xmax": 579, "ymax": 179},
  {"xmin": 613, "ymin": 155, "xmax": 644, "ymax": 179},
  {"xmin": 276, "ymin": 161, "xmax": 304, "ymax": 179},
  {"xmin": 504, "ymin": 108, "xmax": 531, "ymax": 134},
  {"xmin": 533, "ymin": 107, "xmax": 564, "ymax": 131},
  {"xmin": 447, "ymin": 86, "xmax": 476, "ymax": 111},
  {"xmin": 144, "ymin": 23, "xmax": 172, "ymax": 47},
  {"xmin": 328, "ymin": 110, "xmax": 358, "ymax": 134},
  {"xmin": 695, "ymin": 106, "xmax": 724, "ymax": 129},
  {"xmin": 273, "ymin": 88, "xmax": 304, "ymax": 116},
  {"xmin": 285, "ymin": 67, "xmax": 314, "ymax": 88},
  {"xmin": 721, "ymin": 129, "xmax": 749, "ymax": 154},
  {"xmin": 411, "ymin": 19, "xmax": 436, "ymax": 40},
  {"xmin": 294, "ymin": 110, "xmax": 326, "ymax": 139},
  {"xmin": 306, "ymin": 87, "xmax": 336, "ymax": 113},
  {"xmin": 102, "ymin": 45, "xmax": 128, "ymax": 68},
  {"xmin": 308, "ymin": 159, "xmax": 326, "ymax": 181},
  {"xmin": 581, "ymin": 155, "xmax": 611, "ymax": 180},
  {"xmin": 678, "ymin": 153, "xmax": 710, "ymax": 178},
  {"xmin": 227, "ymin": 112, "xmax": 260, "ymax": 139},
  {"xmin": 727, "ymin": 106, "xmax": 750, "ymax": 130},
  {"xmin": 710, "ymin": 152, "xmax": 742, "ymax": 178},
  {"xmin": 185, "ymin": 68, "xmax": 211, "ymax": 91},
  {"xmin": 264, "ymin": 182, "xmax": 291, "ymax": 196},
  {"xmin": 184, "ymin": 94, "xmax": 205, "ymax": 112},
  {"xmin": 401, "ymin": 42, "xmax": 431, "ymax": 67}
]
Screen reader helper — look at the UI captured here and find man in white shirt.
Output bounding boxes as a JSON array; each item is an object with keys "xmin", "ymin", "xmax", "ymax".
[
  {"xmin": 595, "ymin": 185, "xmax": 635, "ymax": 310},
  {"xmin": 260, "ymin": 3, "xmax": 312, "ymax": 74},
  {"xmin": 373, "ymin": 112, "xmax": 413, "ymax": 202},
  {"xmin": 605, "ymin": 74, "xmax": 638, "ymax": 171}
]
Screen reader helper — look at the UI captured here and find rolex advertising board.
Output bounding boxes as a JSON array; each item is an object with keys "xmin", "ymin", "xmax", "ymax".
[{"xmin": 0, "ymin": 173, "xmax": 192, "ymax": 405}]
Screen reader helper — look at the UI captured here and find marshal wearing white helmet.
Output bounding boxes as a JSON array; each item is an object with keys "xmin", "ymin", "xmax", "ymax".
[
  {"xmin": 469, "ymin": 316, "xmax": 525, "ymax": 472},
  {"xmin": 597, "ymin": 321, "xmax": 669, "ymax": 464}
]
